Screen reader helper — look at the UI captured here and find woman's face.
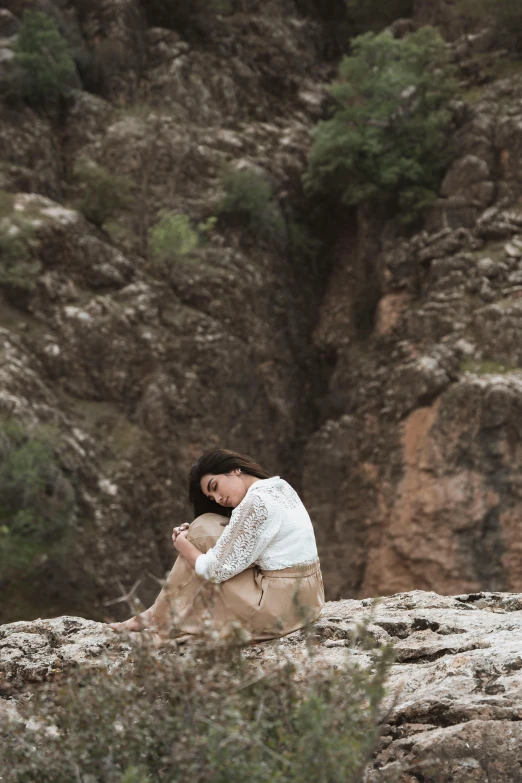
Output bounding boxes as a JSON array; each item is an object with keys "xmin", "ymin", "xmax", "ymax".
[{"xmin": 200, "ymin": 469, "xmax": 246, "ymax": 508}]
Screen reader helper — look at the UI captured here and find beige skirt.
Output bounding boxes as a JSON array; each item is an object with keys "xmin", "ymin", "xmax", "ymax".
[{"xmin": 148, "ymin": 513, "xmax": 325, "ymax": 642}]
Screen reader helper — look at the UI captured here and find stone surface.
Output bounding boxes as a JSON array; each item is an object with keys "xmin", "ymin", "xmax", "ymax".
[{"xmin": 3, "ymin": 591, "xmax": 522, "ymax": 781}]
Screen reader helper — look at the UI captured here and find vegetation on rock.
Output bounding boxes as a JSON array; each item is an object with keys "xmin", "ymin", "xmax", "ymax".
[
  {"xmin": 1, "ymin": 618, "xmax": 393, "ymax": 782},
  {"xmin": 0, "ymin": 191, "xmax": 41, "ymax": 293},
  {"xmin": 73, "ymin": 157, "xmax": 133, "ymax": 229},
  {"xmin": 218, "ymin": 166, "xmax": 285, "ymax": 244},
  {"xmin": 148, "ymin": 211, "xmax": 201, "ymax": 266},
  {"xmin": 13, "ymin": 11, "xmax": 75, "ymax": 105},
  {"xmin": 304, "ymin": 26, "xmax": 458, "ymax": 223},
  {"xmin": 0, "ymin": 418, "xmax": 77, "ymax": 583}
]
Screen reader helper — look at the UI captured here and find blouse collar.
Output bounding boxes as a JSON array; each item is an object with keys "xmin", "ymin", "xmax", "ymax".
[
  {"xmin": 231, "ymin": 475, "xmax": 281, "ymax": 516},
  {"xmin": 245, "ymin": 475, "xmax": 281, "ymax": 496}
]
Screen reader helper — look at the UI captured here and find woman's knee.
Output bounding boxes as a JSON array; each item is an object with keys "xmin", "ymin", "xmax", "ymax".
[{"xmin": 187, "ymin": 513, "xmax": 228, "ymax": 545}]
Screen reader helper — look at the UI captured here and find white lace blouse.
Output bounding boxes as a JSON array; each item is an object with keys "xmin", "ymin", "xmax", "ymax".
[{"xmin": 194, "ymin": 476, "xmax": 319, "ymax": 583}]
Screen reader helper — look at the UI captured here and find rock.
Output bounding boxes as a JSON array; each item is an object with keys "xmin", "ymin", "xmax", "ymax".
[
  {"xmin": 479, "ymin": 279, "xmax": 495, "ymax": 301},
  {"xmin": 507, "ymin": 270, "xmax": 522, "ymax": 285},
  {"xmin": 4, "ymin": 591, "xmax": 522, "ymax": 781},
  {"xmin": 476, "ymin": 257, "xmax": 500, "ymax": 278},
  {"xmin": 425, "ymin": 195, "xmax": 481, "ymax": 232},
  {"xmin": 441, "ymin": 154, "xmax": 491, "ymax": 199},
  {"xmin": 0, "ymin": 616, "xmax": 130, "ymax": 686},
  {"xmin": 0, "ymin": 107, "xmax": 62, "ymax": 199},
  {"xmin": 389, "ymin": 354, "xmax": 452, "ymax": 414},
  {"xmin": 505, "ymin": 241, "xmax": 522, "ymax": 258},
  {"xmin": 63, "ymin": 90, "xmax": 113, "ymax": 151},
  {"xmin": 78, "ymin": 0, "xmax": 147, "ymax": 103},
  {"xmin": 0, "ymin": 9, "xmax": 19, "ymax": 37}
]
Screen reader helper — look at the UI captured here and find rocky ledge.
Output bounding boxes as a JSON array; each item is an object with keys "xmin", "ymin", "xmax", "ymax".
[{"xmin": 2, "ymin": 590, "xmax": 522, "ymax": 782}]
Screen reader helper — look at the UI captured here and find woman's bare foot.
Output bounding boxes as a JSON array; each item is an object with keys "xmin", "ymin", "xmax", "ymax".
[{"xmin": 108, "ymin": 614, "xmax": 150, "ymax": 632}]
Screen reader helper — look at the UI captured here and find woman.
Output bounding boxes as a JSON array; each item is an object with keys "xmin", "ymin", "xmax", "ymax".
[{"xmin": 109, "ymin": 448, "xmax": 324, "ymax": 643}]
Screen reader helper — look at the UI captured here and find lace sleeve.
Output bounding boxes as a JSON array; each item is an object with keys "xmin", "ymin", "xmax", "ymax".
[{"xmin": 194, "ymin": 491, "xmax": 281, "ymax": 583}]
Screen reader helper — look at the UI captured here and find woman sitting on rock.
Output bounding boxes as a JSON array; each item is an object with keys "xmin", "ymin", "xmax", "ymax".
[{"xmin": 109, "ymin": 448, "xmax": 324, "ymax": 643}]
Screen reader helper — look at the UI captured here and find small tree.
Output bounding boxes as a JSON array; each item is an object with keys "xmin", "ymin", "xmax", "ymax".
[
  {"xmin": 0, "ymin": 192, "xmax": 41, "ymax": 295},
  {"xmin": 0, "ymin": 418, "xmax": 77, "ymax": 581},
  {"xmin": 304, "ymin": 26, "xmax": 458, "ymax": 221},
  {"xmin": 148, "ymin": 211, "xmax": 200, "ymax": 267},
  {"xmin": 73, "ymin": 157, "xmax": 133, "ymax": 229},
  {"xmin": 0, "ymin": 221, "xmax": 41, "ymax": 293},
  {"xmin": 218, "ymin": 166, "xmax": 285, "ymax": 244},
  {"xmin": 13, "ymin": 11, "xmax": 75, "ymax": 104}
]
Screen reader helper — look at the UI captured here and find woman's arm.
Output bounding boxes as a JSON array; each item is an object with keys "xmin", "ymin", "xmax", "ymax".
[{"xmin": 192, "ymin": 492, "xmax": 282, "ymax": 583}]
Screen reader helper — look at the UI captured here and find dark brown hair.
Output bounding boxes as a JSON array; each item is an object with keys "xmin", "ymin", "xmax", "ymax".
[{"xmin": 188, "ymin": 448, "xmax": 271, "ymax": 519}]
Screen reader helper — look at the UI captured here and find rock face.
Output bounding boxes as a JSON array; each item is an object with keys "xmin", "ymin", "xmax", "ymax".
[
  {"xmin": 4, "ymin": 0, "xmax": 522, "ymax": 625},
  {"xmin": 305, "ymin": 75, "xmax": 522, "ymax": 601},
  {"xmin": 0, "ymin": 0, "xmax": 330, "ymax": 623},
  {"xmin": 3, "ymin": 591, "xmax": 522, "ymax": 782}
]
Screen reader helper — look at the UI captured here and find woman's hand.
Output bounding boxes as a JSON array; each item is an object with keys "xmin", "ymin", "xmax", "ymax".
[
  {"xmin": 172, "ymin": 529, "xmax": 202, "ymax": 569},
  {"xmin": 173, "ymin": 529, "xmax": 188, "ymax": 551},
  {"xmin": 172, "ymin": 523, "xmax": 190, "ymax": 545}
]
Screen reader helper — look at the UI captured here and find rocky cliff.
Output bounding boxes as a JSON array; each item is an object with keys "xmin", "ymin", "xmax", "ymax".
[
  {"xmin": 305, "ymin": 73, "xmax": 522, "ymax": 600},
  {"xmin": 2, "ymin": 0, "xmax": 522, "ymax": 623},
  {"xmin": 3, "ymin": 591, "xmax": 522, "ymax": 782},
  {"xmin": 0, "ymin": 0, "xmax": 332, "ymax": 622}
]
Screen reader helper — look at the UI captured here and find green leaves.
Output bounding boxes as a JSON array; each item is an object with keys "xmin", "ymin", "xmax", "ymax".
[
  {"xmin": 148, "ymin": 212, "xmax": 200, "ymax": 266},
  {"xmin": 13, "ymin": 11, "xmax": 75, "ymax": 105},
  {"xmin": 0, "ymin": 418, "xmax": 77, "ymax": 579},
  {"xmin": 304, "ymin": 26, "xmax": 458, "ymax": 222},
  {"xmin": 217, "ymin": 166, "xmax": 285, "ymax": 245},
  {"xmin": 0, "ymin": 198, "xmax": 41, "ymax": 293}
]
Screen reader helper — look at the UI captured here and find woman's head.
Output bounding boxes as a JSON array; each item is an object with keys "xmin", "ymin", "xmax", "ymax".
[{"xmin": 188, "ymin": 448, "xmax": 271, "ymax": 518}]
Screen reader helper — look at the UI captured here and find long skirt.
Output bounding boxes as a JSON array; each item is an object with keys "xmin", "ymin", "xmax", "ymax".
[{"xmin": 146, "ymin": 513, "xmax": 325, "ymax": 643}]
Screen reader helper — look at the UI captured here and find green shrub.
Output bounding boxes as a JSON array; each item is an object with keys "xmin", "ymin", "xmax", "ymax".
[
  {"xmin": 218, "ymin": 166, "xmax": 285, "ymax": 243},
  {"xmin": 13, "ymin": 11, "xmax": 75, "ymax": 104},
  {"xmin": 1, "ymin": 615, "xmax": 394, "ymax": 782},
  {"xmin": 303, "ymin": 26, "xmax": 458, "ymax": 223},
  {"xmin": 0, "ymin": 418, "xmax": 77, "ymax": 581},
  {"xmin": 148, "ymin": 211, "xmax": 200, "ymax": 266},
  {"xmin": 0, "ymin": 200, "xmax": 41, "ymax": 293},
  {"xmin": 73, "ymin": 157, "xmax": 133, "ymax": 228}
]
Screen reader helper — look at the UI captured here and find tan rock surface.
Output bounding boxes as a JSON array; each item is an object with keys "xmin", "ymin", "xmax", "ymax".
[
  {"xmin": 307, "ymin": 76, "xmax": 522, "ymax": 600},
  {"xmin": 4, "ymin": 590, "xmax": 522, "ymax": 781}
]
